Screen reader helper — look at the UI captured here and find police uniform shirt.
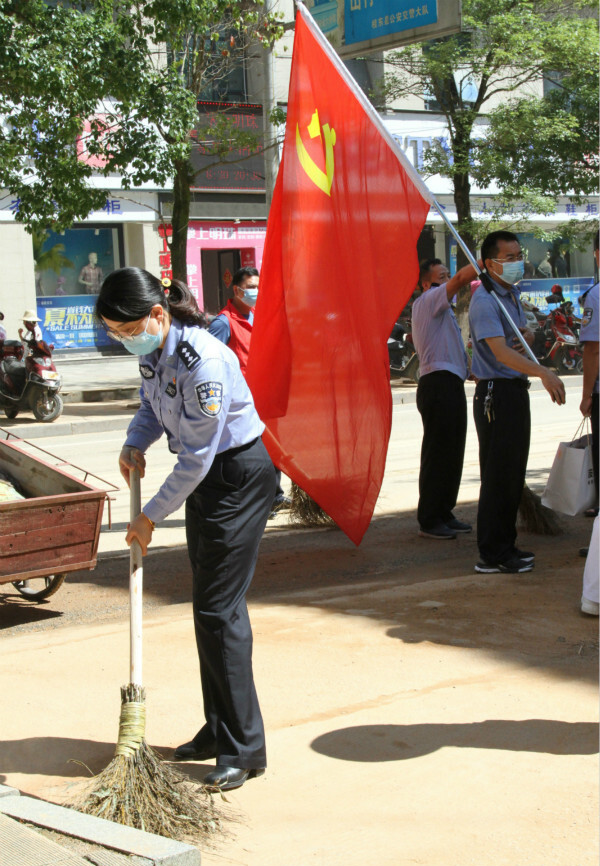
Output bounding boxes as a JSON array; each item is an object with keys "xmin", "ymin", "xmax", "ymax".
[
  {"xmin": 580, "ymin": 282, "xmax": 599, "ymax": 394},
  {"xmin": 469, "ymin": 279, "xmax": 528, "ymax": 380},
  {"xmin": 124, "ymin": 318, "xmax": 265, "ymax": 525},
  {"xmin": 411, "ymin": 284, "xmax": 469, "ymax": 380}
]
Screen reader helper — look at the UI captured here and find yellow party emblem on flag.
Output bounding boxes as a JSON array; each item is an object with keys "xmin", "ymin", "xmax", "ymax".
[{"xmin": 296, "ymin": 109, "xmax": 336, "ymax": 196}]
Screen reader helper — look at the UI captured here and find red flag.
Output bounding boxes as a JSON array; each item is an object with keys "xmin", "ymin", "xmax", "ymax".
[{"xmin": 246, "ymin": 5, "xmax": 433, "ymax": 545}]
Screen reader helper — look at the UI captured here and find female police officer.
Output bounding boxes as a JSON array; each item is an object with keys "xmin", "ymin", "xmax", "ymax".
[{"xmin": 96, "ymin": 267, "xmax": 276, "ymax": 791}]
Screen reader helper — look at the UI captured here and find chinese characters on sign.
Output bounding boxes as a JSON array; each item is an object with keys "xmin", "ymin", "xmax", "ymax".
[
  {"xmin": 190, "ymin": 103, "xmax": 265, "ymax": 191},
  {"xmin": 37, "ymin": 298, "xmax": 113, "ymax": 349},
  {"xmin": 345, "ymin": 0, "xmax": 437, "ymax": 44}
]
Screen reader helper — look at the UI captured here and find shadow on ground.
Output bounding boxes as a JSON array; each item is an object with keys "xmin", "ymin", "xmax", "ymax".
[
  {"xmin": 1, "ymin": 503, "xmax": 596, "ymax": 683},
  {"xmin": 311, "ymin": 720, "xmax": 599, "ymax": 761}
]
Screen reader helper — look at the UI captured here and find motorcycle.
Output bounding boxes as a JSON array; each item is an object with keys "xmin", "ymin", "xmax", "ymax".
[
  {"xmin": 532, "ymin": 296, "xmax": 583, "ymax": 374},
  {"xmin": 388, "ymin": 318, "xmax": 420, "ymax": 383},
  {"xmin": 0, "ymin": 338, "xmax": 63, "ymax": 421}
]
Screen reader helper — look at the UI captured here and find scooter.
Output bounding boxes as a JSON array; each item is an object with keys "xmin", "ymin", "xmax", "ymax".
[
  {"xmin": 388, "ymin": 318, "xmax": 420, "ymax": 383},
  {"xmin": 0, "ymin": 339, "xmax": 63, "ymax": 421},
  {"xmin": 532, "ymin": 297, "xmax": 583, "ymax": 374}
]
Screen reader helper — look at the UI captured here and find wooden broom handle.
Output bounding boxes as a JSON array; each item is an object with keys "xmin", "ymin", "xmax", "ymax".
[{"xmin": 129, "ymin": 468, "xmax": 143, "ymax": 686}]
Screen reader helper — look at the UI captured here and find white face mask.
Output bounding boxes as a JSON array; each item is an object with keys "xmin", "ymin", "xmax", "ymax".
[
  {"xmin": 240, "ymin": 286, "xmax": 258, "ymax": 306},
  {"xmin": 491, "ymin": 259, "xmax": 524, "ymax": 285}
]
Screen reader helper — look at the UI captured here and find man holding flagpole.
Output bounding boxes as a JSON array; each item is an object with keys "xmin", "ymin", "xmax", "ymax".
[
  {"xmin": 412, "ymin": 259, "xmax": 479, "ymax": 540},
  {"xmin": 469, "ymin": 230, "xmax": 565, "ymax": 575}
]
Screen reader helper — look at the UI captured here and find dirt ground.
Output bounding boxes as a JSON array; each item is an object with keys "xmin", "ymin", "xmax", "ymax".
[{"xmin": 0, "ymin": 500, "xmax": 598, "ymax": 866}]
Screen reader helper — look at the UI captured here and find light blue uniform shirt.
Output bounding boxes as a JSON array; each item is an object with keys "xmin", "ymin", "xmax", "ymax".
[
  {"xmin": 125, "ymin": 318, "xmax": 264, "ymax": 525},
  {"xmin": 469, "ymin": 279, "xmax": 527, "ymax": 380},
  {"xmin": 579, "ymin": 281, "xmax": 599, "ymax": 394},
  {"xmin": 411, "ymin": 284, "xmax": 469, "ymax": 380}
]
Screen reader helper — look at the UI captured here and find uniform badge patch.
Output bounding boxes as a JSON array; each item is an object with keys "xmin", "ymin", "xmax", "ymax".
[
  {"xmin": 582, "ymin": 306, "xmax": 594, "ymax": 327},
  {"xmin": 165, "ymin": 378, "xmax": 176, "ymax": 398},
  {"xmin": 196, "ymin": 381, "xmax": 223, "ymax": 416},
  {"xmin": 139, "ymin": 364, "xmax": 155, "ymax": 379},
  {"xmin": 177, "ymin": 341, "xmax": 201, "ymax": 371}
]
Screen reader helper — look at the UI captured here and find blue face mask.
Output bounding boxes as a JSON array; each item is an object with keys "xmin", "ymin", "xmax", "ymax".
[
  {"xmin": 241, "ymin": 287, "xmax": 258, "ymax": 306},
  {"xmin": 491, "ymin": 259, "xmax": 524, "ymax": 285},
  {"xmin": 122, "ymin": 315, "xmax": 163, "ymax": 356}
]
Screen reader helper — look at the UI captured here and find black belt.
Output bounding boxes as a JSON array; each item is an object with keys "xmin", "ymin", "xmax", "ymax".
[
  {"xmin": 217, "ymin": 436, "xmax": 260, "ymax": 459},
  {"xmin": 477, "ymin": 378, "xmax": 530, "ymax": 390}
]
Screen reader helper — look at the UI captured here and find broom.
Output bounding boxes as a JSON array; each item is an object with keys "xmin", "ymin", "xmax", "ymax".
[
  {"xmin": 519, "ymin": 484, "xmax": 562, "ymax": 536},
  {"xmin": 73, "ymin": 469, "xmax": 223, "ymax": 843},
  {"xmin": 288, "ymin": 481, "xmax": 336, "ymax": 527}
]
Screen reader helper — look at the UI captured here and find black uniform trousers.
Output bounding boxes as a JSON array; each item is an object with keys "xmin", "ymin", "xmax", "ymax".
[
  {"xmin": 416, "ymin": 370, "xmax": 467, "ymax": 530},
  {"xmin": 473, "ymin": 378, "xmax": 530, "ymax": 564},
  {"xmin": 185, "ymin": 436, "xmax": 276, "ymax": 770}
]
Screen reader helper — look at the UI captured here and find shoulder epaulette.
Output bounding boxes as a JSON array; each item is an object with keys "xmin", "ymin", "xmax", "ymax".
[{"xmin": 176, "ymin": 341, "xmax": 201, "ymax": 371}]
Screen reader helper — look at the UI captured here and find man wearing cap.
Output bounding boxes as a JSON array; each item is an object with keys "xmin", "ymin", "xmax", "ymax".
[
  {"xmin": 412, "ymin": 258, "xmax": 478, "ymax": 539},
  {"xmin": 18, "ymin": 310, "xmax": 43, "ymax": 347}
]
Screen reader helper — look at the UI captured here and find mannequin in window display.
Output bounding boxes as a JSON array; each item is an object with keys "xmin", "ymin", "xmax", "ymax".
[{"xmin": 78, "ymin": 252, "xmax": 104, "ymax": 294}]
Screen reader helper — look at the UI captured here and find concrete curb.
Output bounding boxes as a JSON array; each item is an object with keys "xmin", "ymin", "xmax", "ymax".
[{"xmin": 0, "ymin": 787, "xmax": 201, "ymax": 866}]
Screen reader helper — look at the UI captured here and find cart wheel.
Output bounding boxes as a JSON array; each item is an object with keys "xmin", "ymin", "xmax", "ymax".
[
  {"xmin": 3, "ymin": 406, "xmax": 18, "ymax": 419},
  {"xmin": 32, "ymin": 392, "xmax": 63, "ymax": 422},
  {"xmin": 12, "ymin": 573, "xmax": 66, "ymax": 601}
]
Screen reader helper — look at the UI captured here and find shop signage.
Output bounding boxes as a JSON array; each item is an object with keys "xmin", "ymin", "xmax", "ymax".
[
  {"xmin": 191, "ymin": 103, "xmax": 265, "ymax": 192},
  {"xmin": 37, "ymin": 296, "xmax": 112, "ymax": 350}
]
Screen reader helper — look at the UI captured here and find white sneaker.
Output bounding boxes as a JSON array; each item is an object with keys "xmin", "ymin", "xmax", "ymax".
[{"xmin": 581, "ymin": 597, "xmax": 599, "ymax": 616}]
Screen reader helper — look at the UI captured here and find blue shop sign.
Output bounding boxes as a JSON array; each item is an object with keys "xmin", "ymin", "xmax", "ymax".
[
  {"xmin": 37, "ymin": 296, "xmax": 112, "ymax": 350},
  {"xmin": 345, "ymin": 0, "xmax": 437, "ymax": 46}
]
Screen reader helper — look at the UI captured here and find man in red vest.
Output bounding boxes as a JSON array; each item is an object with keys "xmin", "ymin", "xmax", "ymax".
[
  {"xmin": 209, "ymin": 267, "xmax": 291, "ymax": 516},
  {"xmin": 208, "ymin": 267, "xmax": 258, "ymax": 377}
]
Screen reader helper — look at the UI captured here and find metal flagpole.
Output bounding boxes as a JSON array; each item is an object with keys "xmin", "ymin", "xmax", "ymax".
[{"xmin": 431, "ymin": 200, "xmax": 540, "ymax": 365}]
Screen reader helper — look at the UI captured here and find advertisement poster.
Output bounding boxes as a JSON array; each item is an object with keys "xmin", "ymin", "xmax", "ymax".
[
  {"xmin": 37, "ymin": 296, "xmax": 113, "ymax": 350},
  {"xmin": 35, "ymin": 226, "xmax": 121, "ymax": 298},
  {"xmin": 519, "ymin": 277, "xmax": 595, "ymax": 313}
]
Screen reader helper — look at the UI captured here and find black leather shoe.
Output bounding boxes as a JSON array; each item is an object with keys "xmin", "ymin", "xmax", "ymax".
[
  {"xmin": 203, "ymin": 765, "xmax": 265, "ymax": 791},
  {"xmin": 173, "ymin": 730, "xmax": 217, "ymax": 762}
]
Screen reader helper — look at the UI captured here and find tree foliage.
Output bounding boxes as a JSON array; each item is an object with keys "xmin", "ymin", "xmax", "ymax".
[
  {"xmin": 379, "ymin": 0, "xmax": 599, "ymax": 263},
  {"xmin": 0, "ymin": 0, "xmax": 282, "ymax": 278}
]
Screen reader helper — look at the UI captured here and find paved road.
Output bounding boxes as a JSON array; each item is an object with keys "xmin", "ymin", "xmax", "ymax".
[{"xmin": 0, "ymin": 372, "xmax": 597, "ymax": 866}]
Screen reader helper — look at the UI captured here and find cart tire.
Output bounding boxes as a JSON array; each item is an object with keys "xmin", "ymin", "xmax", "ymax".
[
  {"xmin": 3, "ymin": 406, "xmax": 18, "ymax": 419},
  {"xmin": 12, "ymin": 573, "xmax": 66, "ymax": 601},
  {"xmin": 32, "ymin": 392, "xmax": 63, "ymax": 422}
]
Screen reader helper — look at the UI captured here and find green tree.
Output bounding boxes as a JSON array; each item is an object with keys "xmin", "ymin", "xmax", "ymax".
[
  {"xmin": 379, "ymin": 0, "xmax": 599, "ymax": 271},
  {"xmin": 0, "ymin": 0, "xmax": 282, "ymax": 280}
]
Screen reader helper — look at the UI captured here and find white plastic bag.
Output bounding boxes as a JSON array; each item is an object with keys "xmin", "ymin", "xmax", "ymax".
[{"xmin": 541, "ymin": 422, "xmax": 596, "ymax": 516}]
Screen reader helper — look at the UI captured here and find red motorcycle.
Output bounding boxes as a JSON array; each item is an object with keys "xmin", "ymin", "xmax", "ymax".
[
  {"xmin": 532, "ymin": 297, "xmax": 583, "ymax": 374},
  {"xmin": 0, "ymin": 339, "xmax": 63, "ymax": 421}
]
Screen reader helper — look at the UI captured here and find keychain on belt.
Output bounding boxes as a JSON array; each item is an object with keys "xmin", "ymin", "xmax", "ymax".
[{"xmin": 483, "ymin": 380, "xmax": 494, "ymax": 423}]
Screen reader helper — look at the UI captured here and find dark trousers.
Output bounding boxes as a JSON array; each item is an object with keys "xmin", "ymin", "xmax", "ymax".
[
  {"xmin": 474, "ymin": 379, "xmax": 531, "ymax": 564},
  {"xmin": 185, "ymin": 437, "xmax": 276, "ymax": 769},
  {"xmin": 416, "ymin": 371, "xmax": 467, "ymax": 529},
  {"xmin": 592, "ymin": 392, "xmax": 599, "ymax": 503}
]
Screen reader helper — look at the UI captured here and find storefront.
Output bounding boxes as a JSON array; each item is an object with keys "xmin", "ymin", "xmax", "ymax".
[
  {"xmin": 382, "ymin": 111, "xmax": 599, "ymax": 302},
  {"xmin": 157, "ymin": 221, "xmax": 267, "ymax": 314}
]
